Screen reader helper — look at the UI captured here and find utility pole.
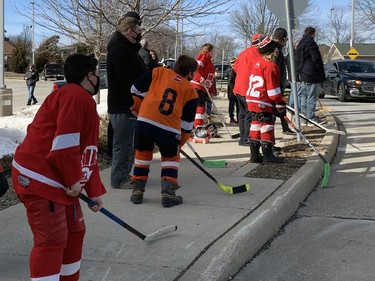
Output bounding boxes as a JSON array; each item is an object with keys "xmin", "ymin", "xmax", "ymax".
[
  {"xmin": 31, "ymin": 1, "xmax": 35, "ymax": 65},
  {"xmin": 350, "ymin": 0, "xmax": 354, "ymax": 47},
  {"xmin": 330, "ymin": 8, "xmax": 334, "ymax": 46},
  {"xmin": 0, "ymin": 0, "xmax": 13, "ymax": 116}
]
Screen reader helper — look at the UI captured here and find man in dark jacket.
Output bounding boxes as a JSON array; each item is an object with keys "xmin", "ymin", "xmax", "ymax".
[
  {"xmin": 296, "ymin": 27, "xmax": 325, "ymax": 123},
  {"xmin": 24, "ymin": 64, "xmax": 39, "ymax": 105},
  {"xmin": 107, "ymin": 11, "xmax": 147, "ymax": 189}
]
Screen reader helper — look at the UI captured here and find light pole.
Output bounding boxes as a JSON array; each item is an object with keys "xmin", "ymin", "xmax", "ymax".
[
  {"xmin": 330, "ymin": 8, "xmax": 334, "ymax": 46},
  {"xmin": 31, "ymin": 1, "xmax": 35, "ymax": 65}
]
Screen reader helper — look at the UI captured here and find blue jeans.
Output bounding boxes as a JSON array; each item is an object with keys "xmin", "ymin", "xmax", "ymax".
[
  {"xmin": 110, "ymin": 113, "xmax": 136, "ymax": 187},
  {"xmin": 27, "ymin": 84, "xmax": 36, "ymax": 104},
  {"xmin": 288, "ymin": 82, "xmax": 301, "ymax": 112},
  {"xmin": 300, "ymin": 82, "xmax": 319, "ymax": 120}
]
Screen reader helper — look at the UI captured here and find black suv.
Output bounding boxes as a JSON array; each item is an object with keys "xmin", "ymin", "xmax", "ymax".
[{"xmin": 41, "ymin": 64, "xmax": 64, "ymax": 81}]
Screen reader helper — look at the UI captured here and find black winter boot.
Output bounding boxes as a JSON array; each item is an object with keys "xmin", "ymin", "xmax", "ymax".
[
  {"xmin": 130, "ymin": 180, "xmax": 147, "ymax": 204},
  {"xmin": 262, "ymin": 142, "xmax": 285, "ymax": 163},
  {"xmin": 250, "ymin": 140, "xmax": 263, "ymax": 163},
  {"xmin": 161, "ymin": 179, "xmax": 183, "ymax": 208}
]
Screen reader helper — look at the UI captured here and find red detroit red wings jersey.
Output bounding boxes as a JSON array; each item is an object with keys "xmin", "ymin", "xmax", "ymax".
[
  {"xmin": 233, "ymin": 46, "xmax": 261, "ymax": 97},
  {"xmin": 246, "ymin": 57, "xmax": 284, "ymax": 113},
  {"xmin": 190, "ymin": 52, "xmax": 216, "ymax": 94},
  {"xmin": 132, "ymin": 67, "xmax": 198, "ymax": 145},
  {"xmin": 12, "ymin": 83, "xmax": 106, "ymax": 205}
]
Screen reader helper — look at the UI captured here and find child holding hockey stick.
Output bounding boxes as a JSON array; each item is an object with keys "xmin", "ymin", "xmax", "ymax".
[
  {"xmin": 12, "ymin": 54, "xmax": 106, "ymax": 281},
  {"xmin": 129, "ymin": 55, "xmax": 198, "ymax": 207},
  {"xmin": 246, "ymin": 36, "xmax": 286, "ymax": 163}
]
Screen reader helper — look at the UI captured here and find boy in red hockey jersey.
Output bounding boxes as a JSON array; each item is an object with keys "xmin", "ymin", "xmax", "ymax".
[
  {"xmin": 233, "ymin": 34, "xmax": 263, "ymax": 146},
  {"xmin": 12, "ymin": 54, "xmax": 106, "ymax": 281},
  {"xmin": 246, "ymin": 36, "xmax": 286, "ymax": 163},
  {"xmin": 190, "ymin": 43, "xmax": 216, "ymax": 128},
  {"xmin": 130, "ymin": 55, "xmax": 198, "ymax": 207}
]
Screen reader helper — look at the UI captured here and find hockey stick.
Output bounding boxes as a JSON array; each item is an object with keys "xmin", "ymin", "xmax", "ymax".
[
  {"xmin": 283, "ymin": 116, "xmax": 330, "ymax": 188},
  {"xmin": 201, "ymin": 84, "xmax": 240, "ymax": 139},
  {"xmin": 180, "ymin": 149, "xmax": 249, "ymax": 194},
  {"xmin": 186, "ymin": 141, "xmax": 227, "ymax": 168},
  {"xmin": 286, "ymin": 105, "xmax": 345, "ymax": 135},
  {"xmin": 79, "ymin": 193, "xmax": 177, "ymax": 241}
]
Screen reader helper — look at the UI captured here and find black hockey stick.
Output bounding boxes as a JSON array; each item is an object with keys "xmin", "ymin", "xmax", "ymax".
[
  {"xmin": 79, "ymin": 193, "xmax": 177, "ymax": 241},
  {"xmin": 201, "ymin": 83, "xmax": 240, "ymax": 139},
  {"xmin": 283, "ymin": 116, "xmax": 330, "ymax": 188},
  {"xmin": 186, "ymin": 141, "xmax": 227, "ymax": 168},
  {"xmin": 286, "ymin": 105, "xmax": 345, "ymax": 135},
  {"xmin": 180, "ymin": 149, "xmax": 249, "ymax": 194}
]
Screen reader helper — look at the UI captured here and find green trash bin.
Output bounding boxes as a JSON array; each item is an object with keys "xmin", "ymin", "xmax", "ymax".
[{"xmin": 0, "ymin": 88, "xmax": 13, "ymax": 116}]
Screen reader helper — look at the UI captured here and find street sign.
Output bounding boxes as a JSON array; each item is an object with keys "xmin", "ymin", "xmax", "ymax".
[
  {"xmin": 347, "ymin": 47, "xmax": 359, "ymax": 60},
  {"xmin": 267, "ymin": 0, "xmax": 308, "ymax": 20}
]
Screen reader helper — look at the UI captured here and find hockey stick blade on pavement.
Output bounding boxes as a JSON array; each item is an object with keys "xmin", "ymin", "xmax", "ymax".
[
  {"xmin": 286, "ymin": 105, "xmax": 345, "ymax": 135},
  {"xmin": 180, "ymin": 149, "xmax": 249, "ymax": 194},
  {"xmin": 186, "ymin": 141, "xmax": 227, "ymax": 168},
  {"xmin": 79, "ymin": 193, "xmax": 177, "ymax": 241},
  {"xmin": 283, "ymin": 116, "xmax": 330, "ymax": 188}
]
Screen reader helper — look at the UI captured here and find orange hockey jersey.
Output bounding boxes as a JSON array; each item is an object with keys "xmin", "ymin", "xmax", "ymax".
[{"xmin": 131, "ymin": 67, "xmax": 198, "ymax": 146}]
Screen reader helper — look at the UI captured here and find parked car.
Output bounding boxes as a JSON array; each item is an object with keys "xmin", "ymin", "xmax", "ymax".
[
  {"xmin": 41, "ymin": 63, "xmax": 64, "ymax": 81},
  {"xmin": 160, "ymin": 58, "xmax": 176, "ymax": 69},
  {"xmin": 214, "ymin": 63, "xmax": 231, "ymax": 80},
  {"xmin": 321, "ymin": 59, "xmax": 375, "ymax": 102},
  {"xmin": 51, "ymin": 80, "xmax": 68, "ymax": 92}
]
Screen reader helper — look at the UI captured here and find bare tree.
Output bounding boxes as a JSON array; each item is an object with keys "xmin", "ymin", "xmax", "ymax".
[
  {"xmin": 354, "ymin": 0, "xmax": 375, "ymax": 41},
  {"xmin": 330, "ymin": 6, "xmax": 350, "ymax": 44},
  {"xmin": 13, "ymin": 0, "xmax": 233, "ymax": 60},
  {"xmin": 230, "ymin": 0, "xmax": 278, "ymax": 49}
]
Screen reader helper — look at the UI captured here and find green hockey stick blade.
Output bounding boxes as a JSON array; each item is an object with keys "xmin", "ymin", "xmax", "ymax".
[
  {"xmin": 321, "ymin": 163, "xmax": 331, "ymax": 188},
  {"xmin": 203, "ymin": 160, "xmax": 227, "ymax": 168},
  {"xmin": 218, "ymin": 183, "xmax": 250, "ymax": 194}
]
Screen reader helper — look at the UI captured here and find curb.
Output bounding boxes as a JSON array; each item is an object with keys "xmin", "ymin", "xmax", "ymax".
[{"xmin": 180, "ymin": 113, "xmax": 339, "ymax": 281}]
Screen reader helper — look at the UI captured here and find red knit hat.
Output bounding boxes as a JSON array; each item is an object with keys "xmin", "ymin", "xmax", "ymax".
[{"xmin": 258, "ymin": 36, "xmax": 278, "ymax": 55}]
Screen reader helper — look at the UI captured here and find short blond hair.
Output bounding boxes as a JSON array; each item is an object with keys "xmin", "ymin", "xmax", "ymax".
[{"xmin": 116, "ymin": 17, "xmax": 139, "ymax": 33}]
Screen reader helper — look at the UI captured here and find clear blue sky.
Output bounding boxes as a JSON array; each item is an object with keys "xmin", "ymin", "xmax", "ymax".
[{"xmin": 4, "ymin": 0, "xmax": 346, "ymax": 45}]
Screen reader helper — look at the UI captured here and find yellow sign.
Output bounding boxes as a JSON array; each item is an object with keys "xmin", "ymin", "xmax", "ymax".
[{"xmin": 347, "ymin": 47, "xmax": 359, "ymax": 60}]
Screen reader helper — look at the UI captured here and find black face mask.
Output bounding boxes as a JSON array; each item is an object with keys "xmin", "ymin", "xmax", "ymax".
[
  {"xmin": 88, "ymin": 74, "xmax": 100, "ymax": 96},
  {"xmin": 131, "ymin": 30, "xmax": 142, "ymax": 43}
]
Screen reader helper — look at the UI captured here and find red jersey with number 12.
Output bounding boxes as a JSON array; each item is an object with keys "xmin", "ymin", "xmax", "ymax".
[{"xmin": 246, "ymin": 57, "xmax": 283, "ymax": 113}]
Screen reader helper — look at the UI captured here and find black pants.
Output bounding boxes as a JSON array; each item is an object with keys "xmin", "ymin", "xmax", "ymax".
[
  {"xmin": 228, "ymin": 92, "xmax": 238, "ymax": 120},
  {"xmin": 236, "ymin": 94, "xmax": 251, "ymax": 142}
]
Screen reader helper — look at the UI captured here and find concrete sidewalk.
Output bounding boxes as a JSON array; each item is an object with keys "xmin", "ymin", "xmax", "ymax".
[{"xmin": 0, "ymin": 94, "xmax": 339, "ymax": 281}]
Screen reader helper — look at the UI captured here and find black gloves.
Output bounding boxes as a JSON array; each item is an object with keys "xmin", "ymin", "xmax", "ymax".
[{"xmin": 276, "ymin": 103, "xmax": 286, "ymax": 117}]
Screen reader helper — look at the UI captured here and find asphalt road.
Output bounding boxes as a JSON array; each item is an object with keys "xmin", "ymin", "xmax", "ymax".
[
  {"xmin": 2, "ymin": 78, "xmax": 58, "ymax": 114},
  {"xmin": 232, "ymin": 96, "xmax": 375, "ymax": 281}
]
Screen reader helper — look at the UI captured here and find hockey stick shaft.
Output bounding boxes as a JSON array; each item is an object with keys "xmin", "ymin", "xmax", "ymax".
[
  {"xmin": 286, "ymin": 105, "xmax": 345, "ymax": 135},
  {"xmin": 283, "ymin": 116, "xmax": 330, "ymax": 187},
  {"xmin": 180, "ymin": 149, "xmax": 249, "ymax": 194},
  {"xmin": 186, "ymin": 141, "xmax": 227, "ymax": 167},
  {"xmin": 79, "ymin": 193, "xmax": 177, "ymax": 241}
]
